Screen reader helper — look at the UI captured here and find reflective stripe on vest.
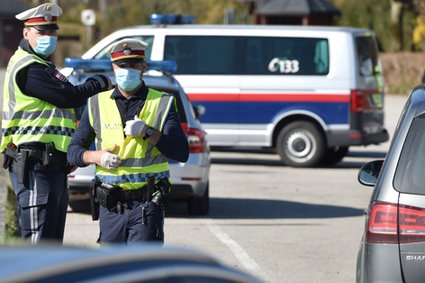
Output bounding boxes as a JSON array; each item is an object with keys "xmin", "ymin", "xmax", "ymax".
[
  {"xmin": 89, "ymin": 88, "xmax": 174, "ymax": 190},
  {"xmin": 0, "ymin": 48, "xmax": 76, "ymax": 152}
]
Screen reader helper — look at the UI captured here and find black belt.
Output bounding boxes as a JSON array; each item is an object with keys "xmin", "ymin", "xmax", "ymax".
[
  {"xmin": 119, "ymin": 188, "xmax": 149, "ymax": 202},
  {"xmin": 98, "ymin": 184, "xmax": 149, "ymax": 202}
]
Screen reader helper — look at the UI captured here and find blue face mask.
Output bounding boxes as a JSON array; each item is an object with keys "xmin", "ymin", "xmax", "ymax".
[
  {"xmin": 34, "ymin": 36, "xmax": 57, "ymax": 57},
  {"xmin": 114, "ymin": 68, "xmax": 142, "ymax": 92}
]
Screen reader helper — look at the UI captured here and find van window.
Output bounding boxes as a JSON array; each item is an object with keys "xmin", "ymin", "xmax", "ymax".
[
  {"xmin": 164, "ymin": 36, "xmax": 329, "ymax": 75},
  {"xmin": 94, "ymin": 36, "xmax": 154, "ymax": 60},
  {"xmin": 356, "ymin": 36, "xmax": 379, "ymax": 77}
]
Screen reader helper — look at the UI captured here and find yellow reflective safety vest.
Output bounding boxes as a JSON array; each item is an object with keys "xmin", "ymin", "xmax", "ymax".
[
  {"xmin": 0, "ymin": 48, "xmax": 76, "ymax": 152},
  {"xmin": 88, "ymin": 88, "xmax": 174, "ymax": 190}
]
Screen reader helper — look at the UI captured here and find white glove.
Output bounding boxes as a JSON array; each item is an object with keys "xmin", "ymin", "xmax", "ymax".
[
  {"xmin": 124, "ymin": 115, "xmax": 145, "ymax": 136},
  {"xmin": 100, "ymin": 152, "xmax": 121, "ymax": 169}
]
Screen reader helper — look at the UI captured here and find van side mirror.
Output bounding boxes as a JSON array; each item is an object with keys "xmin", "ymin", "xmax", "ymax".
[{"xmin": 358, "ymin": 160, "xmax": 384, "ymax": 186}]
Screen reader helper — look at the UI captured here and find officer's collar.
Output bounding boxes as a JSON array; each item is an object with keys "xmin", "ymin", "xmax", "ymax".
[{"xmin": 111, "ymin": 81, "xmax": 148, "ymax": 100}]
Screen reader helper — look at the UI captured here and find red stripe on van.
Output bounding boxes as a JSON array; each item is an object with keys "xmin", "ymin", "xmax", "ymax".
[{"xmin": 187, "ymin": 93, "xmax": 350, "ymax": 103}]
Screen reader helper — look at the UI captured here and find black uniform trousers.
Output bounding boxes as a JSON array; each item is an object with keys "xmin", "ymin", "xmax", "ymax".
[
  {"xmin": 9, "ymin": 161, "xmax": 68, "ymax": 244},
  {"xmin": 99, "ymin": 200, "xmax": 164, "ymax": 244}
]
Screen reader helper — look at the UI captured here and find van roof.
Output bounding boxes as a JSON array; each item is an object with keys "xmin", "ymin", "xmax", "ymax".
[{"xmin": 120, "ymin": 24, "xmax": 371, "ymax": 34}]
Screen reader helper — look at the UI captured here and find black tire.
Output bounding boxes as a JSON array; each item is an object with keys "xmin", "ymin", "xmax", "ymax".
[
  {"xmin": 188, "ymin": 183, "xmax": 209, "ymax": 216},
  {"xmin": 321, "ymin": 146, "xmax": 349, "ymax": 165},
  {"xmin": 276, "ymin": 121, "xmax": 326, "ymax": 167}
]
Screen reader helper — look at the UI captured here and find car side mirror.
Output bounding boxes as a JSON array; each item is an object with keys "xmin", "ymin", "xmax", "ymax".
[
  {"xmin": 193, "ymin": 104, "xmax": 206, "ymax": 119},
  {"xmin": 358, "ymin": 159, "xmax": 384, "ymax": 187}
]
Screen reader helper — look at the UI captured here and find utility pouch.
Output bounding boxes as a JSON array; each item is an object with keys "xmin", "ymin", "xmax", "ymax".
[
  {"xmin": 43, "ymin": 142, "xmax": 66, "ymax": 167},
  {"xmin": 90, "ymin": 179, "xmax": 100, "ymax": 221},
  {"xmin": 16, "ymin": 150, "xmax": 29, "ymax": 184},
  {"xmin": 96, "ymin": 184, "xmax": 119, "ymax": 210}
]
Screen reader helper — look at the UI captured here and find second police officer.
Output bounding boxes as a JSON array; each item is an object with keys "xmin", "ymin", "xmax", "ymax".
[
  {"xmin": 0, "ymin": 3, "xmax": 112, "ymax": 244},
  {"xmin": 67, "ymin": 39, "xmax": 189, "ymax": 244}
]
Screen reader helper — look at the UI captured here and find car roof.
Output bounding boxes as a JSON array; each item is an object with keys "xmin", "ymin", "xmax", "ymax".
[{"xmin": 120, "ymin": 24, "xmax": 371, "ymax": 34}]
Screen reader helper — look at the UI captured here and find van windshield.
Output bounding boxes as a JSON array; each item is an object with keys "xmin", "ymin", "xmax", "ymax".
[
  {"xmin": 164, "ymin": 36, "xmax": 329, "ymax": 75},
  {"xmin": 356, "ymin": 35, "xmax": 379, "ymax": 77}
]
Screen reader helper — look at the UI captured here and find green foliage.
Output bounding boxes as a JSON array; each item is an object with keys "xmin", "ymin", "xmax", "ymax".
[
  {"xmin": 333, "ymin": 0, "xmax": 392, "ymax": 51},
  {"xmin": 400, "ymin": 8, "xmax": 416, "ymax": 51},
  {"xmin": 5, "ymin": 185, "xmax": 19, "ymax": 239}
]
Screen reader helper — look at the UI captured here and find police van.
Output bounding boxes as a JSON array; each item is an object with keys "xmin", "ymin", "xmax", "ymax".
[{"xmin": 65, "ymin": 15, "xmax": 389, "ymax": 167}]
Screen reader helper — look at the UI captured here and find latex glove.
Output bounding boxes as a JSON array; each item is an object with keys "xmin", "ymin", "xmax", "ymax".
[
  {"xmin": 100, "ymin": 152, "xmax": 121, "ymax": 170},
  {"xmin": 124, "ymin": 115, "xmax": 145, "ymax": 136}
]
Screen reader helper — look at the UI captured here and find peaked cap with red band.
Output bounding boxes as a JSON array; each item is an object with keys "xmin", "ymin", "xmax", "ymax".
[
  {"xmin": 111, "ymin": 39, "xmax": 147, "ymax": 63},
  {"xmin": 16, "ymin": 3, "xmax": 62, "ymax": 31}
]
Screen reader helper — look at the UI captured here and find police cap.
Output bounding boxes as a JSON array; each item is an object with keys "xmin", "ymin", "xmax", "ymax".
[
  {"xmin": 15, "ymin": 3, "xmax": 62, "ymax": 31},
  {"xmin": 110, "ymin": 39, "xmax": 147, "ymax": 64}
]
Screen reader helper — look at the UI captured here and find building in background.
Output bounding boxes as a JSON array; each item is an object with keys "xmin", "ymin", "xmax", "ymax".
[{"xmin": 241, "ymin": 0, "xmax": 340, "ymax": 25}]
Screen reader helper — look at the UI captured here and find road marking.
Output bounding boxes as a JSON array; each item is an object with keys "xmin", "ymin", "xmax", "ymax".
[{"xmin": 205, "ymin": 219, "xmax": 269, "ymax": 281}]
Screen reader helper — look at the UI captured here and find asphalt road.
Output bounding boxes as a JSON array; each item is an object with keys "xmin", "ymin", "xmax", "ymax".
[{"xmin": 64, "ymin": 94, "xmax": 408, "ymax": 283}]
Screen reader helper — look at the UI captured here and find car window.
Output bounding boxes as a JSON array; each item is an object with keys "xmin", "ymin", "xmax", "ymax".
[
  {"xmin": 94, "ymin": 35, "xmax": 154, "ymax": 60},
  {"xmin": 164, "ymin": 35, "xmax": 329, "ymax": 75},
  {"xmin": 394, "ymin": 114, "xmax": 425, "ymax": 195},
  {"xmin": 356, "ymin": 35, "xmax": 379, "ymax": 77}
]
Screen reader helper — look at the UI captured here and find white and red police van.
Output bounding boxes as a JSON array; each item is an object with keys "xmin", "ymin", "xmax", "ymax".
[{"xmin": 65, "ymin": 15, "xmax": 389, "ymax": 167}]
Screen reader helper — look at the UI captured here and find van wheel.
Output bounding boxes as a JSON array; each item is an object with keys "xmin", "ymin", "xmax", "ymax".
[
  {"xmin": 188, "ymin": 183, "xmax": 209, "ymax": 216},
  {"xmin": 322, "ymin": 146, "xmax": 349, "ymax": 165},
  {"xmin": 277, "ymin": 121, "xmax": 325, "ymax": 167}
]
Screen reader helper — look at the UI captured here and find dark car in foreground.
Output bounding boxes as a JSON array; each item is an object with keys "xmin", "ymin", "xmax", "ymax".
[
  {"xmin": 0, "ymin": 244, "xmax": 263, "ymax": 283},
  {"xmin": 357, "ymin": 86, "xmax": 425, "ymax": 282}
]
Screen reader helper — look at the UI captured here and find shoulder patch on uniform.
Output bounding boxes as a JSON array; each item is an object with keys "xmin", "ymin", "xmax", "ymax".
[{"xmin": 52, "ymin": 68, "xmax": 68, "ymax": 82}]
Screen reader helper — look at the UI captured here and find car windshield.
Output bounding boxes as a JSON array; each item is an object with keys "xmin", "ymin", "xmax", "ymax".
[{"xmin": 394, "ymin": 114, "xmax": 425, "ymax": 194}]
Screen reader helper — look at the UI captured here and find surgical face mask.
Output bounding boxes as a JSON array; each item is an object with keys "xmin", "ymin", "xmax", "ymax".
[
  {"xmin": 33, "ymin": 35, "xmax": 57, "ymax": 57},
  {"xmin": 114, "ymin": 68, "xmax": 142, "ymax": 92}
]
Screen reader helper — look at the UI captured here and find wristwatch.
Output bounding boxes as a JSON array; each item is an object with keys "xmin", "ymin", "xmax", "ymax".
[{"xmin": 143, "ymin": 127, "xmax": 154, "ymax": 140}]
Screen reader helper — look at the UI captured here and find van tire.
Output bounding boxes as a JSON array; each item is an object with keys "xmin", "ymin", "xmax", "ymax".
[
  {"xmin": 188, "ymin": 183, "xmax": 209, "ymax": 215},
  {"xmin": 277, "ymin": 121, "xmax": 325, "ymax": 167},
  {"xmin": 322, "ymin": 146, "xmax": 349, "ymax": 165}
]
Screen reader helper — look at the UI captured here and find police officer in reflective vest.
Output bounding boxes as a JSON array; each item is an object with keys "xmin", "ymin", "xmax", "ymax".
[
  {"xmin": 67, "ymin": 39, "xmax": 189, "ymax": 244},
  {"xmin": 0, "ymin": 3, "xmax": 112, "ymax": 244}
]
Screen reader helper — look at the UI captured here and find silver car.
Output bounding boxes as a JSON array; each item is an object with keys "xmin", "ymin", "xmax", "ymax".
[
  {"xmin": 66, "ymin": 59, "xmax": 210, "ymax": 215},
  {"xmin": 357, "ymin": 86, "xmax": 425, "ymax": 282}
]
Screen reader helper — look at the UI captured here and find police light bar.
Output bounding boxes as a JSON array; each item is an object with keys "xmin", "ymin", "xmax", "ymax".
[
  {"xmin": 64, "ymin": 57, "xmax": 177, "ymax": 73},
  {"xmin": 147, "ymin": 60, "xmax": 177, "ymax": 73},
  {"xmin": 64, "ymin": 58, "xmax": 112, "ymax": 70},
  {"xmin": 150, "ymin": 14, "xmax": 195, "ymax": 25}
]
